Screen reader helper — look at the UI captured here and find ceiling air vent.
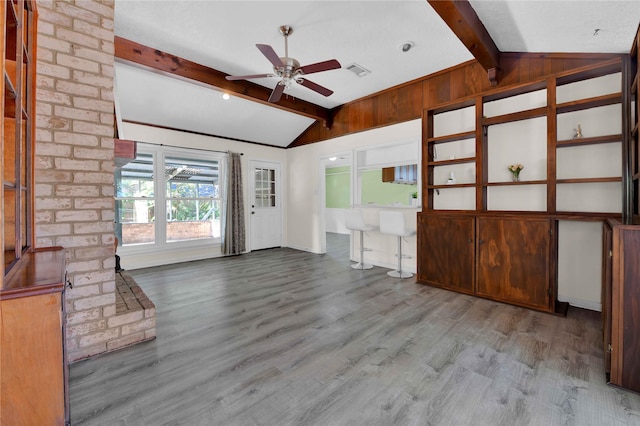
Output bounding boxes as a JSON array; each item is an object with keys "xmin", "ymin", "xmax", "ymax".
[{"xmin": 346, "ymin": 63, "xmax": 371, "ymax": 77}]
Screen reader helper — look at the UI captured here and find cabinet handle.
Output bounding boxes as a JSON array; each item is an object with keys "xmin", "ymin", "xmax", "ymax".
[
  {"xmin": 478, "ymin": 239, "xmax": 484, "ymax": 245},
  {"xmin": 468, "ymin": 238, "xmax": 473, "ymax": 243}
]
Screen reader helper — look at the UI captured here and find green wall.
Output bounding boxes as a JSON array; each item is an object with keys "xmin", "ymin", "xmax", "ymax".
[
  {"xmin": 361, "ymin": 169, "xmax": 417, "ymax": 206},
  {"xmin": 326, "ymin": 166, "xmax": 350, "ymax": 208}
]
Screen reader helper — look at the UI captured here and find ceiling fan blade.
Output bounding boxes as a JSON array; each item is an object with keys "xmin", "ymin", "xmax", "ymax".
[
  {"xmin": 225, "ymin": 73, "xmax": 274, "ymax": 81},
  {"xmin": 268, "ymin": 83, "xmax": 285, "ymax": 103},
  {"xmin": 298, "ymin": 78, "xmax": 334, "ymax": 97},
  {"xmin": 256, "ymin": 44, "xmax": 284, "ymax": 68},
  {"xmin": 298, "ymin": 59, "xmax": 341, "ymax": 75}
]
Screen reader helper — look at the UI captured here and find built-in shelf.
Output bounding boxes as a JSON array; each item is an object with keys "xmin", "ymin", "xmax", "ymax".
[
  {"xmin": 485, "ymin": 180, "xmax": 547, "ymax": 187},
  {"xmin": 483, "ymin": 106, "xmax": 547, "ymax": 126},
  {"xmin": 427, "ymin": 157, "xmax": 475, "ymax": 166},
  {"xmin": 556, "ymin": 92, "xmax": 622, "ymax": 114},
  {"xmin": 426, "ymin": 130, "xmax": 476, "ymax": 145},
  {"xmin": 557, "ymin": 177, "xmax": 622, "ymax": 184},
  {"xmin": 428, "ymin": 183, "xmax": 476, "ymax": 189},
  {"xmin": 556, "ymin": 134, "xmax": 622, "ymax": 148}
]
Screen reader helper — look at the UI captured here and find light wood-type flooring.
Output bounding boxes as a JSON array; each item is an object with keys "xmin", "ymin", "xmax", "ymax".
[{"xmin": 70, "ymin": 233, "xmax": 640, "ymax": 425}]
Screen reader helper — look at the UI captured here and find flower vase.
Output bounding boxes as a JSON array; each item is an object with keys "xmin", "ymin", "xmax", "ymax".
[{"xmin": 512, "ymin": 173, "xmax": 520, "ymax": 182}]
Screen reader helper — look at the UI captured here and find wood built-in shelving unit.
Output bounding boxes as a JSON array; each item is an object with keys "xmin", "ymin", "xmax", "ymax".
[
  {"xmin": 2, "ymin": 0, "xmax": 35, "ymax": 276},
  {"xmin": 1, "ymin": 2, "xmax": 70, "ymax": 424},
  {"xmin": 424, "ymin": 58, "xmax": 626, "ymax": 218},
  {"xmin": 419, "ymin": 57, "xmax": 629, "ymax": 316}
]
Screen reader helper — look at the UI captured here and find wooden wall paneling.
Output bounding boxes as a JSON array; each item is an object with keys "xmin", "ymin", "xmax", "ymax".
[
  {"xmin": 449, "ymin": 67, "xmax": 467, "ymax": 100},
  {"xmin": 428, "ymin": 73, "xmax": 451, "ymax": 106},
  {"xmin": 398, "ymin": 81, "xmax": 424, "ymax": 120},
  {"xmin": 377, "ymin": 90, "xmax": 397, "ymax": 125},
  {"xmin": 547, "ymin": 77, "xmax": 557, "ymax": 212}
]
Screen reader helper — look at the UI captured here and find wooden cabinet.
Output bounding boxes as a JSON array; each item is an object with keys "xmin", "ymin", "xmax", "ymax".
[
  {"xmin": 418, "ymin": 214, "xmax": 558, "ymax": 313},
  {"xmin": 1, "ymin": 247, "xmax": 68, "ymax": 425},
  {"xmin": 417, "ymin": 214, "xmax": 474, "ymax": 294},
  {"xmin": 603, "ymin": 220, "xmax": 640, "ymax": 393},
  {"xmin": 476, "ymin": 217, "xmax": 553, "ymax": 310}
]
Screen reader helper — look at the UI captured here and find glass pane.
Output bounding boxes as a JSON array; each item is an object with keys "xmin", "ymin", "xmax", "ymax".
[
  {"xmin": 116, "ymin": 152, "xmax": 154, "ymax": 197},
  {"xmin": 118, "ymin": 200, "xmax": 155, "ymax": 246},
  {"xmin": 165, "ymin": 156, "xmax": 219, "ymax": 199},
  {"xmin": 166, "ymin": 199, "xmax": 221, "ymax": 242}
]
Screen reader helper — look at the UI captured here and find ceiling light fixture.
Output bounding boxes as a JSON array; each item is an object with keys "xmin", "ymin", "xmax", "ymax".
[
  {"xmin": 329, "ymin": 157, "xmax": 337, "ymax": 161},
  {"xmin": 221, "ymin": 93, "xmax": 230, "ymax": 100},
  {"xmin": 399, "ymin": 41, "xmax": 415, "ymax": 53}
]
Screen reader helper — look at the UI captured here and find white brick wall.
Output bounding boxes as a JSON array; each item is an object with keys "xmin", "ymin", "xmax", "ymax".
[{"xmin": 36, "ymin": 0, "xmax": 155, "ymax": 363}]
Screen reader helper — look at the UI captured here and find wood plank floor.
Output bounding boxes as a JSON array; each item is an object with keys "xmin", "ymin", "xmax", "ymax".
[{"xmin": 70, "ymin": 233, "xmax": 640, "ymax": 425}]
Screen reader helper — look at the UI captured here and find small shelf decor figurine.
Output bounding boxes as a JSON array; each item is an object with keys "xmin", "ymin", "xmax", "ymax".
[
  {"xmin": 573, "ymin": 124, "xmax": 583, "ymax": 139},
  {"xmin": 447, "ymin": 171, "xmax": 457, "ymax": 184},
  {"xmin": 508, "ymin": 163, "xmax": 524, "ymax": 182}
]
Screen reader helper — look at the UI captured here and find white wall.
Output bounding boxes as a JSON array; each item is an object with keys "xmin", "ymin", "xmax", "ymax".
[
  {"xmin": 326, "ymin": 208, "xmax": 349, "ymax": 234},
  {"xmin": 120, "ymin": 122, "xmax": 286, "ymax": 269},
  {"xmin": 286, "ymin": 120, "xmax": 421, "ymax": 254}
]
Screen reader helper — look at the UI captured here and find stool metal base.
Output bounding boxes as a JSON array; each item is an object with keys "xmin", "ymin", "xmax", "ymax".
[
  {"xmin": 351, "ymin": 262, "xmax": 374, "ymax": 270},
  {"xmin": 387, "ymin": 270, "xmax": 413, "ymax": 278}
]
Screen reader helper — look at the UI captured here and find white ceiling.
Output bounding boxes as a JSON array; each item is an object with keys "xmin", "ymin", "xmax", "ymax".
[{"xmin": 113, "ymin": 1, "xmax": 640, "ymax": 148}]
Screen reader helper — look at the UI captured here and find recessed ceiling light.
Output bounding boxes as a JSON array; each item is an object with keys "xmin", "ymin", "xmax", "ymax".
[
  {"xmin": 329, "ymin": 157, "xmax": 337, "ymax": 161},
  {"xmin": 221, "ymin": 93, "xmax": 230, "ymax": 100},
  {"xmin": 399, "ymin": 41, "xmax": 415, "ymax": 53}
]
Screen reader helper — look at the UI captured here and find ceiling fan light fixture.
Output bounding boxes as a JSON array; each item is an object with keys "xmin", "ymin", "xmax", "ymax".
[{"xmin": 346, "ymin": 63, "xmax": 371, "ymax": 77}]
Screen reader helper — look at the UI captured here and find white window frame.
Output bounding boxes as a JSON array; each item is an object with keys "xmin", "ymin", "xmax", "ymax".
[{"xmin": 116, "ymin": 143, "xmax": 226, "ymax": 258}]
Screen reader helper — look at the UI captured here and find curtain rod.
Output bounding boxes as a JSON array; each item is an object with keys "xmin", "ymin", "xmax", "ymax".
[{"xmin": 138, "ymin": 141, "xmax": 243, "ymax": 155}]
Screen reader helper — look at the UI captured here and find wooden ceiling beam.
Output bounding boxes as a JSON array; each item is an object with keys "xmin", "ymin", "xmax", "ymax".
[
  {"xmin": 427, "ymin": 0, "xmax": 501, "ymax": 86},
  {"xmin": 114, "ymin": 36, "xmax": 332, "ymax": 126}
]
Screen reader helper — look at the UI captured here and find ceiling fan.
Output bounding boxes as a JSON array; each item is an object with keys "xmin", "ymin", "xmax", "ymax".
[{"xmin": 225, "ymin": 25, "xmax": 341, "ymax": 103}]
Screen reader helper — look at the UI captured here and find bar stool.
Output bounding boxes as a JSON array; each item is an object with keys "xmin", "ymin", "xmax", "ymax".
[
  {"xmin": 379, "ymin": 210, "xmax": 416, "ymax": 278},
  {"xmin": 345, "ymin": 209, "xmax": 378, "ymax": 270}
]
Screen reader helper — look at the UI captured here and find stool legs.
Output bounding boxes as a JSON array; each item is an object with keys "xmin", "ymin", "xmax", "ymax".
[
  {"xmin": 351, "ymin": 230, "xmax": 373, "ymax": 270},
  {"xmin": 387, "ymin": 236, "xmax": 413, "ymax": 278}
]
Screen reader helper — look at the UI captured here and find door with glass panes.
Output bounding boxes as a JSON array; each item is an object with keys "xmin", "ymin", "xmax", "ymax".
[{"xmin": 249, "ymin": 161, "xmax": 282, "ymax": 250}]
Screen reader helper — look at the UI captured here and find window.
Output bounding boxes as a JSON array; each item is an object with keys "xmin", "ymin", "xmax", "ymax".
[{"xmin": 115, "ymin": 144, "xmax": 224, "ymax": 250}]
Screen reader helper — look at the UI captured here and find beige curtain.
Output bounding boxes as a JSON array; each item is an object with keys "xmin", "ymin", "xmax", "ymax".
[{"xmin": 222, "ymin": 152, "xmax": 246, "ymax": 255}]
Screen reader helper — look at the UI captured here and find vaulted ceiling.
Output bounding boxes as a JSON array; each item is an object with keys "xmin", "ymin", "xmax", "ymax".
[{"xmin": 113, "ymin": 1, "xmax": 640, "ymax": 148}]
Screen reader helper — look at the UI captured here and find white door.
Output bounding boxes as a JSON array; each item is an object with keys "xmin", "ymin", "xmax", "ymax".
[{"xmin": 249, "ymin": 161, "xmax": 282, "ymax": 251}]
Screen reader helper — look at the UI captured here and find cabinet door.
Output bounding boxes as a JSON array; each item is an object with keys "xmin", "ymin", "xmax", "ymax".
[
  {"xmin": 611, "ymin": 226, "xmax": 640, "ymax": 393},
  {"xmin": 381, "ymin": 167, "xmax": 394, "ymax": 182},
  {"xmin": 1, "ymin": 293, "xmax": 66, "ymax": 425},
  {"xmin": 417, "ymin": 214, "xmax": 475, "ymax": 293},
  {"xmin": 477, "ymin": 217, "xmax": 552, "ymax": 310}
]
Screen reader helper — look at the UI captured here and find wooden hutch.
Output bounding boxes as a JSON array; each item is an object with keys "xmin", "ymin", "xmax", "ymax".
[{"xmin": 1, "ymin": 1, "xmax": 69, "ymax": 424}]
